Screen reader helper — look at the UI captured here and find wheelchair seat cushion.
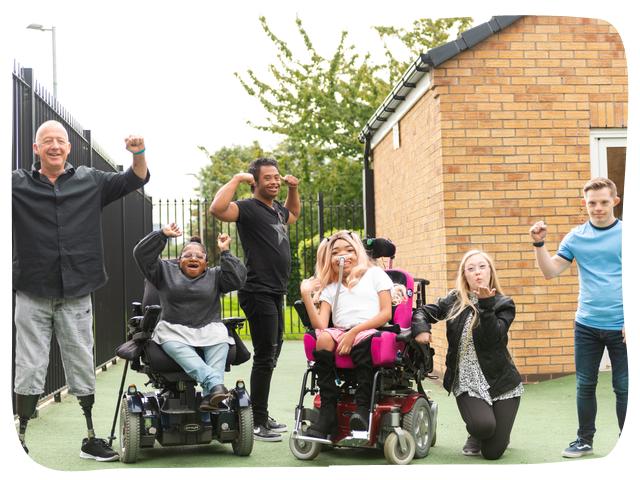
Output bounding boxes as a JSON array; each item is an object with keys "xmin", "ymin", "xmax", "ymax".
[
  {"xmin": 303, "ymin": 330, "xmax": 401, "ymax": 368},
  {"xmin": 144, "ymin": 341, "xmax": 185, "ymax": 373}
]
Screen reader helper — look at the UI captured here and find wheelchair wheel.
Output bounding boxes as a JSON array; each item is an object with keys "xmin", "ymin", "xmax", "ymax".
[
  {"xmin": 118, "ymin": 399, "xmax": 141, "ymax": 463},
  {"xmin": 289, "ymin": 431, "xmax": 322, "ymax": 460},
  {"xmin": 383, "ymin": 430, "xmax": 416, "ymax": 465},
  {"xmin": 402, "ymin": 397, "xmax": 434, "ymax": 458},
  {"xmin": 232, "ymin": 405, "xmax": 254, "ymax": 456}
]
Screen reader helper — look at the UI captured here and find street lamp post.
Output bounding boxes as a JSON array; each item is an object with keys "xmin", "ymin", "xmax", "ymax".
[{"xmin": 26, "ymin": 23, "xmax": 57, "ymax": 98}]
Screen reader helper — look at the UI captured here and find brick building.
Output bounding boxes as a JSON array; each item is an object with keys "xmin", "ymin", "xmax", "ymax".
[{"xmin": 360, "ymin": 16, "xmax": 627, "ymax": 382}]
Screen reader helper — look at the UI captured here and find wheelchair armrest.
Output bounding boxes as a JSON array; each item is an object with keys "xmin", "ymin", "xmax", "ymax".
[
  {"xmin": 222, "ymin": 316, "xmax": 246, "ymax": 329},
  {"xmin": 132, "ymin": 331, "xmax": 151, "ymax": 342},
  {"xmin": 414, "ymin": 278, "xmax": 430, "ymax": 286},
  {"xmin": 396, "ymin": 330, "xmax": 413, "ymax": 343},
  {"xmin": 378, "ymin": 324, "xmax": 401, "ymax": 334},
  {"xmin": 294, "ymin": 300, "xmax": 313, "ymax": 329}
]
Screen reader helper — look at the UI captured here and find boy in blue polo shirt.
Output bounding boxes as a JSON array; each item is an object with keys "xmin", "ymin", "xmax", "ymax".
[{"xmin": 529, "ymin": 177, "xmax": 626, "ymax": 458}]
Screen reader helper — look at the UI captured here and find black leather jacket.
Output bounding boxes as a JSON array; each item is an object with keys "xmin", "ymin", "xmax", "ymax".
[{"xmin": 412, "ymin": 290, "xmax": 521, "ymax": 398}]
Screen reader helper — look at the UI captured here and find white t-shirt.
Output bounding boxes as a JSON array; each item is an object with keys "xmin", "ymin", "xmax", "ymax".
[{"xmin": 319, "ymin": 266, "xmax": 393, "ymax": 329}]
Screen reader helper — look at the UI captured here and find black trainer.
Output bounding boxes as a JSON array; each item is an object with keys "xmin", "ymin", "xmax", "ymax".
[
  {"xmin": 349, "ymin": 407, "xmax": 369, "ymax": 432},
  {"xmin": 253, "ymin": 424, "xmax": 282, "ymax": 442},
  {"xmin": 267, "ymin": 416, "xmax": 287, "ymax": 433},
  {"xmin": 79, "ymin": 437, "xmax": 119, "ymax": 462},
  {"xmin": 462, "ymin": 436, "xmax": 481, "ymax": 456},
  {"xmin": 562, "ymin": 439, "xmax": 593, "ymax": 458}
]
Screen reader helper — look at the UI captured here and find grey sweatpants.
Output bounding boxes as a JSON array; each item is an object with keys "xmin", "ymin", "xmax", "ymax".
[{"xmin": 13, "ymin": 290, "xmax": 95, "ymax": 397}]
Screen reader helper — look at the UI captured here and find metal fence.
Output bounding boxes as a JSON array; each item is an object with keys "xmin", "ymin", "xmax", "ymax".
[
  {"xmin": 153, "ymin": 192, "xmax": 364, "ymax": 336},
  {"xmin": 11, "ymin": 64, "xmax": 152, "ymax": 407}
]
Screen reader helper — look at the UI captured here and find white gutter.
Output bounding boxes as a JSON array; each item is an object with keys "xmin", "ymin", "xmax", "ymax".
[{"xmin": 370, "ymin": 69, "xmax": 432, "ymax": 149}]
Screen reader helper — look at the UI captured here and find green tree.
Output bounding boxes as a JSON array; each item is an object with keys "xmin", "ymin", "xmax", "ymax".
[
  {"xmin": 375, "ymin": 17, "xmax": 473, "ymax": 84},
  {"xmin": 235, "ymin": 16, "xmax": 473, "ymax": 204},
  {"xmin": 195, "ymin": 141, "xmax": 267, "ymax": 200}
]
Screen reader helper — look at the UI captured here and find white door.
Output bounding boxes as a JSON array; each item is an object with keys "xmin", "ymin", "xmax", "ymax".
[{"xmin": 590, "ymin": 128, "xmax": 627, "ymax": 220}]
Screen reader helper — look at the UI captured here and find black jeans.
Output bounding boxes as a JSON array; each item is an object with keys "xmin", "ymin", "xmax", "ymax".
[
  {"xmin": 238, "ymin": 291, "xmax": 284, "ymax": 426},
  {"xmin": 455, "ymin": 393, "xmax": 520, "ymax": 460}
]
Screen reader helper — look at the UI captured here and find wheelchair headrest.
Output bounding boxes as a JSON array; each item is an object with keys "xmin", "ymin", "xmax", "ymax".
[{"xmin": 364, "ymin": 237, "xmax": 396, "ymax": 259}]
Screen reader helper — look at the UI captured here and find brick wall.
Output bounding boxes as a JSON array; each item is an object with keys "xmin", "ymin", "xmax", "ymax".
[{"xmin": 371, "ymin": 16, "xmax": 627, "ymax": 381}]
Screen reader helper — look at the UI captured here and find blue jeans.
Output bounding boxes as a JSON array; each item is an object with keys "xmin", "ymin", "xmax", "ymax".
[
  {"xmin": 574, "ymin": 322, "xmax": 627, "ymax": 443},
  {"xmin": 161, "ymin": 341, "xmax": 229, "ymax": 395}
]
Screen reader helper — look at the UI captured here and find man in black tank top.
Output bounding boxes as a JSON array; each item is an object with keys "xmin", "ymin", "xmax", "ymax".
[{"xmin": 210, "ymin": 158, "xmax": 300, "ymax": 442}]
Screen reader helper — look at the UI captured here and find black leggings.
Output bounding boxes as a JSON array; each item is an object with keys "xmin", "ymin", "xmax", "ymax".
[{"xmin": 455, "ymin": 393, "xmax": 520, "ymax": 460}]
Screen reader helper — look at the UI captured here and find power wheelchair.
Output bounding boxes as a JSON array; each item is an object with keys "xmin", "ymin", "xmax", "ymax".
[
  {"xmin": 110, "ymin": 283, "xmax": 253, "ymax": 463},
  {"xmin": 289, "ymin": 238, "xmax": 438, "ymax": 465}
]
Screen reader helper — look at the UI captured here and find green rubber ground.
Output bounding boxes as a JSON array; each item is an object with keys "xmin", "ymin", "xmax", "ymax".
[{"xmin": 16, "ymin": 340, "xmax": 620, "ymax": 471}]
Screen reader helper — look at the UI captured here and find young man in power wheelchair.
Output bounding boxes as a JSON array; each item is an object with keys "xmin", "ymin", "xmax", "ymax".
[
  {"xmin": 112, "ymin": 225, "xmax": 253, "ymax": 463},
  {"xmin": 290, "ymin": 232, "xmax": 438, "ymax": 465}
]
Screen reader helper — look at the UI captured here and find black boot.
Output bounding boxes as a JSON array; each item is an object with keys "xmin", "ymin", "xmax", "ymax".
[
  {"xmin": 307, "ymin": 349, "xmax": 338, "ymax": 439},
  {"xmin": 349, "ymin": 340, "xmax": 374, "ymax": 431},
  {"xmin": 16, "ymin": 394, "xmax": 39, "ymax": 454}
]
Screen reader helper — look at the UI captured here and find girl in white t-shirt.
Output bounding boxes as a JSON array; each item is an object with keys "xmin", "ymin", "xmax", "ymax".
[{"xmin": 300, "ymin": 230, "xmax": 392, "ymax": 439}]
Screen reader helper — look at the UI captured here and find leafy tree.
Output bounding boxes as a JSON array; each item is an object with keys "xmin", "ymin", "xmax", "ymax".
[
  {"xmin": 195, "ymin": 141, "xmax": 267, "ymax": 200},
  {"xmin": 375, "ymin": 17, "xmax": 473, "ymax": 84},
  {"xmin": 235, "ymin": 16, "xmax": 473, "ymax": 204}
]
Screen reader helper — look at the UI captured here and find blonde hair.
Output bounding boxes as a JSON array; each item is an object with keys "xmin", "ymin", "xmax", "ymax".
[
  {"xmin": 316, "ymin": 230, "xmax": 371, "ymax": 292},
  {"xmin": 445, "ymin": 249, "xmax": 503, "ymax": 326}
]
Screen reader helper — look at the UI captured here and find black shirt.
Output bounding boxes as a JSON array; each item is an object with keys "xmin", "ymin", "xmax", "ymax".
[
  {"xmin": 235, "ymin": 198, "xmax": 290, "ymax": 295},
  {"xmin": 12, "ymin": 162, "xmax": 150, "ymax": 298}
]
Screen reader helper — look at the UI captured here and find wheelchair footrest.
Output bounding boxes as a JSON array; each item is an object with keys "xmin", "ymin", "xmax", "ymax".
[
  {"xmin": 291, "ymin": 432, "xmax": 333, "ymax": 445},
  {"xmin": 160, "ymin": 407, "xmax": 198, "ymax": 414}
]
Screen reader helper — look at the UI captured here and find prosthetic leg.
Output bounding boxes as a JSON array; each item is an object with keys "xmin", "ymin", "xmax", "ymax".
[
  {"xmin": 349, "ymin": 340, "xmax": 374, "ymax": 431},
  {"xmin": 78, "ymin": 394, "xmax": 96, "ymax": 439},
  {"xmin": 15, "ymin": 394, "xmax": 39, "ymax": 454},
  {"xmin": 78, "ymin": 394, "xmax": 119, "ymax": 461},
  {"xmin": 307, "ymin": 349, "xmax": 338, "ymax": 439}
]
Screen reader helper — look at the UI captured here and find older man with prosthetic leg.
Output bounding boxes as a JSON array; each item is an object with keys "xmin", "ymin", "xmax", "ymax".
[{"xmin": 13, "ymin": 120, "xmax": 150, "ymax": 460}]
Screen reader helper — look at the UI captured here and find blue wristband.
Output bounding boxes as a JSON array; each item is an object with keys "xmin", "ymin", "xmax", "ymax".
[{"xmin": 132, "ymin": 148, "xmax": 145, "ymax": 155}]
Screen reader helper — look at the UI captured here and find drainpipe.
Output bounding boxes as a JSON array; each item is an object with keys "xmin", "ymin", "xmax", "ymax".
[{"xmin": 363, "ymin": 135, "xmax": 375, "ymax": 238}]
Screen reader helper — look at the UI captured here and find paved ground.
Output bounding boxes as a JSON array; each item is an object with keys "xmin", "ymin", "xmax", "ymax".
[{"xmin": 15, "ymin": 341, "xmax": 621, "ymax": 471}]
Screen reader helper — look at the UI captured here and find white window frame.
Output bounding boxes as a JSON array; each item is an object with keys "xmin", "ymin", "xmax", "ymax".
[{"xmin": 589, "ymin": 128, "xmax": 627, "ymax": 178}]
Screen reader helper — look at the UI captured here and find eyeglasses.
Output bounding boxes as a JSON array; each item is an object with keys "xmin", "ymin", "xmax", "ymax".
[{"xmin": 180, "ymin": 252, "xmax": 206, "ymax": 260}]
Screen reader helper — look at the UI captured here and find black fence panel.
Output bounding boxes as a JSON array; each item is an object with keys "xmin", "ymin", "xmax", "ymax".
[
  {"xmin": 123, "ymin": 189, "xmax": 153, "ymax": 323},
  {"xmin": 153, "ymin": 195, "xmax": 364, "ymax": 336},
  {"xmin": 11, "ymin": 64, "xmax": 152, "ymax": 409}
]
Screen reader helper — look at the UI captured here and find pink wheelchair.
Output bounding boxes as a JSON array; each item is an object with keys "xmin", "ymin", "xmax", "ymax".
[{"xmin": 289, "ymin": 239, "xmax": 438, "ymax": 465}]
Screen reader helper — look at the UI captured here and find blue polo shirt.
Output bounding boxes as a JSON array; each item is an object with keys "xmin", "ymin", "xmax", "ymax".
[{"xmin": 557, "ymin": 219, "xmax": 623, "ymax": 330}]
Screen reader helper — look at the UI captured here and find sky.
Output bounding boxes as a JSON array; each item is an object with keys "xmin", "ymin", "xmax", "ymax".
[{"xmin": 1, "ymin": 0, "xmax": 639, "ymax": 479}]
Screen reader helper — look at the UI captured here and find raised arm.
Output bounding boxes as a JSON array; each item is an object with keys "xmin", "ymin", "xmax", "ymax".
[
  {"xmin": 209, "ymin": 173, "xmax": 255, "ymax": 222},
  {"xmin": 529, "ymin": 221, "xmax": 571, "ymax": 279},
  {"xmin": 124, "ymin": 135, "xmax": 148, "ymax": 180},
  {"xmin": 215, "ymin": 233, "xmax": 247, "ymax": 292},
  {"xmin": 133, "ymin": 223, "xmax": 181, "ymax": 287},
  {"xmin": 283, "ymin": 175, "xmax": 301, "ymax": 224}
]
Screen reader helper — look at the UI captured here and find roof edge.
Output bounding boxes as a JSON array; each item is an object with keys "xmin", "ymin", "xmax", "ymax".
[{"xmin": 359, "ymin": 15, "xmax": 524, "ymax": 144}]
